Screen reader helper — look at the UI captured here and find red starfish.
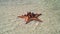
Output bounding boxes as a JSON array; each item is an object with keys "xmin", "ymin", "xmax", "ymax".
[{"xmin": 18, "ymin": 12, "xmax": 42, "ymax": 24}]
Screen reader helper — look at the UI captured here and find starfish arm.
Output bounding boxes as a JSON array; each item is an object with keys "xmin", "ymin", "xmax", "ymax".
[
  {"xmin": 34, "ymin": 18, "xmax": 43, "ymax": 22},
  {"xmin": 35, "ymin": 14, "xmax": 42, "ymax": 18},
  {"xmin": 25, "ymin": 20, "xmax": 30, "ymax": 24},
  {"xmin": 18, "ymin": 16, "xmax": 24, "ymax": 18}
]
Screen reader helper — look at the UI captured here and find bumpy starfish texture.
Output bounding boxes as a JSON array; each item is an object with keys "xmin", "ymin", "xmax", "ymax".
[{"xmin": 18, "ymin": 12, "xmax": 42, "ymax": 24}]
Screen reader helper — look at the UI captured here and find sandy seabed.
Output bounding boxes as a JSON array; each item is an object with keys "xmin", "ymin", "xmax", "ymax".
[{"xmin": 0, "ymin": 0, "xmax": 60, "ymax": 34}]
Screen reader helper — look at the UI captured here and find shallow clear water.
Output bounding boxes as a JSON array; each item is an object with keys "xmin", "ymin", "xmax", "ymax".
[{"xmin": 0, "ymin": 0, "xmax": 60, "ymax": 34}]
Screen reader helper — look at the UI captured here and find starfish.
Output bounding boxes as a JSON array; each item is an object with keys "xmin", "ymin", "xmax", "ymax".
[{"xmin": 18, "ymin": 12, "xmax": 42, "ymax": 24}]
